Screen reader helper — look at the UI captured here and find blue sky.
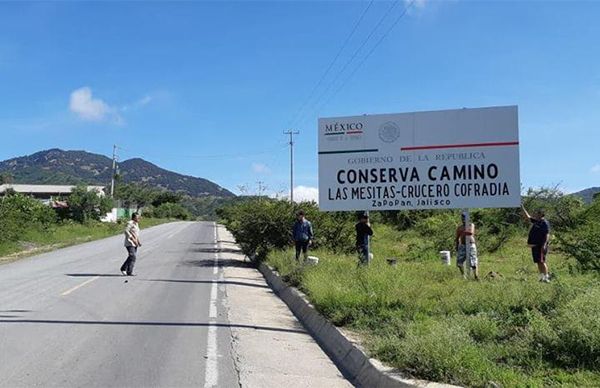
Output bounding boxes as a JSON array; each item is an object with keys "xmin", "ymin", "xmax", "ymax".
[{"xmin": 1, "ymin": 1, "xmax": 598, "ymax": 200}]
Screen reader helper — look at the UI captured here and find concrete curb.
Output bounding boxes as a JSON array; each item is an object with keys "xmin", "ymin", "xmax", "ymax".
[{"xmin": 256, "ymin": 261, "xmax": 460, "ymax": 388}]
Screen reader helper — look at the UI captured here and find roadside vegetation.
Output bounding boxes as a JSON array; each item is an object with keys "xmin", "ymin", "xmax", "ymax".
[
  {"xmin": 0, "ymin": 185, "xmax": 176, "ymax": 261},
  {"xmin": 115, "ymin": 182, "xmax": 228, "ymax": 220},
  {"xmin": 218, "ymin": 190, "xmax": 600, "ymax": 387}
]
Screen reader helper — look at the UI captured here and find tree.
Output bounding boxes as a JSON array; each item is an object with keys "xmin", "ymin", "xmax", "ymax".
[
  {"xmin": 152, "ymin": 191, "xmax": 184, "ymax": 207},
  {"xmin": 115, "ymin": 183, "xmax": 156, "ymax": 210},
  {"xmin": 0, "ymin": 172, "xmax": 13, "ymax": 184},
  {"xmin": 68, "ymin": 185, "xmax": 113, "ymax": 222}
]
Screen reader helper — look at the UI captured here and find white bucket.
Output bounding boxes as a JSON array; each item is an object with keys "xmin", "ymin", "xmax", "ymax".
[
  {"xmin": 306, "ymin": 256, "xmax": 319, "ymax": 266},
  {"xmin": 440, "ymin": 250, "xmax": 451, "ymax": 266}
]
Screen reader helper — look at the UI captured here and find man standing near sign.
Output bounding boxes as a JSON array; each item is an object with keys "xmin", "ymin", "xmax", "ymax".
[
  {"xmin": 455, "ymin": 213, "xmax": 479, "ymax": 280},
  {"xmin": 293, "ymin": 210, "xmax": 313, "ymax": 263},
  {"xmin": 356, "ymin": 213, "xmax": 374, "ymax": 266},
  {"xmin": 522, "ymin": 206, "xmax": 551, "ymax": 283}
]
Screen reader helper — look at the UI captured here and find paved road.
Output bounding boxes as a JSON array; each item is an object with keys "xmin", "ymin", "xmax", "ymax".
[
  {"xmin": 0, "ymin": 221, "xmax": 351, "ymax": 388},
  {"xmin": 0, "ymin": 222, "xmax": 239, "ymax": 387}
]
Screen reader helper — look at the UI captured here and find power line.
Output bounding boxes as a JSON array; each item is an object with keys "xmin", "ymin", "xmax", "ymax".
[
  {"xmin": 288, "ymin": 0, "xmax": 375, "ymax": 128},
  {"xmin": 300, "ymin": 0, "xmax": 416, "ymax": 126},
  {"xmin": 294, "ymin": 0, "xmax": 401, "ymax": 127}
]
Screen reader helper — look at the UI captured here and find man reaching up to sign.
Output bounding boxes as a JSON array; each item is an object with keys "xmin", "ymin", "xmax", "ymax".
[
  {"xmin": 120, "ymin": 213, "xmax": 142, "ymax": 276},
  {"xmin": 522, "ymin": 205, "xmax": 551, "ymax": 283},
  {"xmin": 456, "ymin": 212, "xmax": 479, "ymax": 280}
]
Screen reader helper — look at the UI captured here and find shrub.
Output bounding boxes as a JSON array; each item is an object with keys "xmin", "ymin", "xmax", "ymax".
[
  {"xmin": 558, "ymin": 198, "xmax": 600, "ymax": 272},
  {"xmin": 550, "ymin": 288, "xmax": 600, "ymax": 368},
  {"xmin": 217, "ymin": 198, "xmax": 355, "ymax": 259},
  {"xmin": 413, "ymin": 211, "xmax": 457, "ymax": 252},
  {"xmin": 68, "ymin": 185, "xmax": 113, "ymax": 222},
  {"xmin": 0, "ymin": 193, "xmax": 57, "ymax": 243},
  {"xmin": 147, "ymin": 202, "xmax": 191, "ymax": 220}
]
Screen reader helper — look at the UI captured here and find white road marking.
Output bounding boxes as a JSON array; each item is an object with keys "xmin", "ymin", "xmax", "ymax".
[
  {"xmin": 204, "ymin": 222, "xmax": 219, "ymax": 388},
  {"xmin": 60, "ymin": 276, "xmax": 100, "ymax": 296}
]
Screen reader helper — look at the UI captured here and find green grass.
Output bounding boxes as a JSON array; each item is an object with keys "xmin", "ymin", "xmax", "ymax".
[
  {"xmin": 0, "ymin": 218, "xmax": 174, "ymax": 262},
  {"xmin": 267, "ymin": 224, "xmax": 600, "ymax": 387}
]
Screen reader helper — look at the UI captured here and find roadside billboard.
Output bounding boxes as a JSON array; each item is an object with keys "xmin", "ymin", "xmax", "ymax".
[{"xmin": 318, "ymin": 105, "xmax": 520, "ymax": 211}]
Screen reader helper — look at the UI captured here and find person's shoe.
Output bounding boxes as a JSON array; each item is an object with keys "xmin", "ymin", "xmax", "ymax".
[
  {"xmin": 121, "ymin": 270, "xmax": 127, "ymax": 276},
  {"xmin": 542, "ymin": 276, "xmax": 551, "ymax": 283},
  {"xmin": 127, "ymin": 273, "xmax": 137, "ymax": 277}
]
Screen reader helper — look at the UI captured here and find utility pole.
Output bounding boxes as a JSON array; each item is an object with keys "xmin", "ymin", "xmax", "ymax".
[
  {"xmin": 256, "ymin": 181, "xmax": 267, "ymax": 199},
  {"xmin": 110, "ymin": 144, "xmax": 118, "ymax": 198},
  {"xmin": 284, "ymin": 130, "xmax": 299, "ymax": 202}
]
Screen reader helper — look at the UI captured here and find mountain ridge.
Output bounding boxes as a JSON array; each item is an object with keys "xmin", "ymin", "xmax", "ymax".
[
  {"xmin": 0, "ymin": 148, "xmax": 234, "ymax": 198},
  {"xmin": 571, "ymin": 187, "xmax": 600, "ymax": 204}
]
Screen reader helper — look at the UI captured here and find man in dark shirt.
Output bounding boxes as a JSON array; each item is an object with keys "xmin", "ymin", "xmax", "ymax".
[
  {"xmin": 355, "ymin": 213, "xmax": 374, "ymax": 266},
  {"xmin": 522, "ymin": 205, "xmax": 551, "ymax": 282},
  {"xmin": 292, "ymin": 210, "xmax": 313, "ymax": 262}
]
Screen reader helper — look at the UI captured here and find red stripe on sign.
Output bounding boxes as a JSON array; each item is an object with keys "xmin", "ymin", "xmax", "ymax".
[
  {"xmin": 401, "ymin": 141, "xmax": 519, "ymax": 151},
  {"xmin": 346, "ymin": 130, "xmax": 364, "ymax": 134}
]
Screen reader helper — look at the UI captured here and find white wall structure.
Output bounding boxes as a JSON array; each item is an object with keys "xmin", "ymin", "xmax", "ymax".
[
  {"xmin": 318, "ymin": 106, "xmax": 520, "ymax": 211},
  {"xmin": 0, "ymin": 184, "xmax": 106, "ymax": 203}
]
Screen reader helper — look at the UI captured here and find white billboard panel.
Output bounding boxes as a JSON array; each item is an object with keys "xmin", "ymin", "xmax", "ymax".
[{"xmin": 318, "ymin": 106, "xmax": 520, "ymax": 211}]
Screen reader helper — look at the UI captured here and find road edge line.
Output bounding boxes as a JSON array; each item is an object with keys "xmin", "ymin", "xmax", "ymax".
[{"xmin": 204, "ymin": 222, "xmax": 219, "ymax": 388}]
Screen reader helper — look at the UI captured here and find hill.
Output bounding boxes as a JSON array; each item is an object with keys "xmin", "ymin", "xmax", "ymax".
[
  {"xmin": 0, "ymin": 149, "xmax": 234, "ymax": 198},
  {"xmin": 571, "ymin": 187, "xmax": 600, "ymax": 204}
]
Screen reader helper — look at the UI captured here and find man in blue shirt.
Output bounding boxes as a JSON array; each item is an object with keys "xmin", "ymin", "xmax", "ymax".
[
  {"xmin": 523, "ymin": 205, "xmax": 551, "ymax": 282},
  {"xmin": 292, "ymin": 210, "xmax": 313, "ymax": 262}
]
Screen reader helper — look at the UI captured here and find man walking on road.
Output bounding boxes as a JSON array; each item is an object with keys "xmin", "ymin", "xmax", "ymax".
[
  {"xmin": 522, "ymin": 205, "xmax": 551, "ymax": 282},
  {"xmin": 293, "ymin": 210, "xmax": 313, "ymax": 262},
  {"xmin": 120, "ymin": 212, "xmax": 142, "ymax": 276},
  {"xmin": 355, "ymin": 213, "xmax": 373, "ymax": 266}
]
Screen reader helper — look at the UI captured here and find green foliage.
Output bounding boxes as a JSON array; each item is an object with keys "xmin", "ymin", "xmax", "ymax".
[
  {"xmin": 523, "ymin": 187, "xmax": 584, "ymax": 232},
  {"xmin": 218, "ymin": 186, "xmax": 600, "ymax": 385},
  {"xmin": 0, "ymin": 193, "xmax": 56, "ymax": 243},
  {"xmin": 264, "ymin": 228, "xmax": 600, "ymax": 386},
  {"xmin": 180, "ymin": 195, "xmax": 229, "ymax": 220},
  {"xmin": 559, "ymin": 198, "xmax": 600, "ymax": 272},
  {"xmin": 145, "ymin": 202, "xmax": 191, "ymax": 220},
  {"xmin": 413, "ymin": 211, "xmax": 458, "ymax": 252},
  {"xmin": 152, "ymin": 191, "xmax": 184, "ymax": 207},
  {"xmin": 0, "ymin": 172, "xmax": 13, "ymax": 184},
  {"xmin": 560, "ymin": 221, "xmax": 600, "ymax": 272},
  {"xmin": 217, "ymin": 198, "xmax": 355, "ymax": 259},
  {"xmin": 68, "ymin": 185, "xmax": 113, "ymax": 222},
  {"xmin": 217, "ymin": 198, "xmax": 296, "ymax": 258},
  {"xmin": 115, "ymin": 183, "xmax": 156, "ymax": 209},
  {"xmin": 549, "ymin": 288, "xmax": 600, "ymax": 368},
  {"xmin": 0, "ymin": 217, "xmax": 171, "ymax": 259}
]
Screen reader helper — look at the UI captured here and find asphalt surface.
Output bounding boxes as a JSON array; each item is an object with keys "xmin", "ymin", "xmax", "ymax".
[{"xmin": 0, "ymin": 221, "xmax": 239, "ymax": 387}]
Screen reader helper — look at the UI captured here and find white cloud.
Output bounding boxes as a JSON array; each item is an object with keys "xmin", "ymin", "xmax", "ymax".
[
  {"xmin": 122, "ymin": 95, "xmax": 153, "ymax": 112},
  {"xmin": 411, "ymin": 0, "xmax": 427, "ymax": 8},
  {"xmin": 293, "ymin": 186, "xmax": 319, "ymax": 203},
  {"xmin": 69, "ymin": 87, "xmax": 112, "ymax": 121},
  {"xmin": 252, "ymin": 163, "xmax": 271, "ymax": 174},
  {"xmin": 137, "ymin": 95, "xmax": 152, "ymax": 106},
  {"xmin": 591, "ymin": 164, "xmax": 600, "ymax": 174}
]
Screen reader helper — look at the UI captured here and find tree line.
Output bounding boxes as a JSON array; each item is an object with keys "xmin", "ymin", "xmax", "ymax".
[{"xmin": 217, "ymin": 187, "xmax": 600, "ymax": 274}]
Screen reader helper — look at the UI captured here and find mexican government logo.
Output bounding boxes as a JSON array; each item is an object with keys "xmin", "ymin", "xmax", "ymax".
[{"xmin": 378, "ymin": 121, "xmax": 400, "ymax": 143}]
